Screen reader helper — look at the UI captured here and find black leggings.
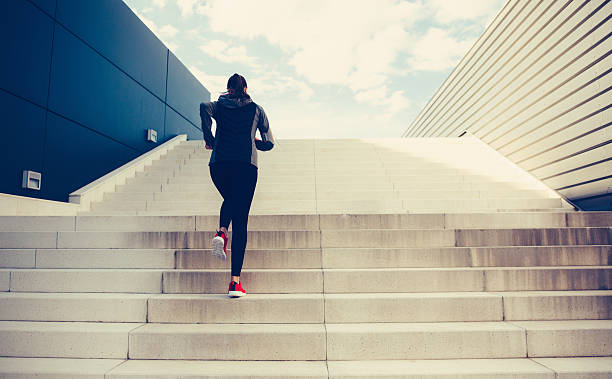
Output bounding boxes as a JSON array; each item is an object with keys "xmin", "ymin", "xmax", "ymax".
[{"xmin": 209, "ymin": 162, "xmax": 258, "ymax": 276}]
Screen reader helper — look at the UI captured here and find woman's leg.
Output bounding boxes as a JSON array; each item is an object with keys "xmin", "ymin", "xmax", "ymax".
[
  {"xmin": 229, "ymin": 164, "xmax": 258, "ymax": 281},
  {"xmin": 209, "ymin": 163, "xmax": 232, "ymax": 230}
]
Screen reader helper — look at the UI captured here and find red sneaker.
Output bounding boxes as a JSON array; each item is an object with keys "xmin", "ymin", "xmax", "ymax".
[
  {"xmin": 212, "ymin": 230, "xmax": 227, "ymax": 260},
  {"xmin": 228, "ymin": 281, "xmax": 246, "ymax": 298}
]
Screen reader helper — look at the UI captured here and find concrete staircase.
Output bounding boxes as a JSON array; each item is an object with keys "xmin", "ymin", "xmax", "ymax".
[{"xmin": 0, "ymin": 138, "xmax": 610, "ymax": 378}]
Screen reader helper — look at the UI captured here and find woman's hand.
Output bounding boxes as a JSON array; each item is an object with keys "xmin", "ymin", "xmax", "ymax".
[{"xmin": 205, "ymin": 144, "xmax": 212, "ymax": 150}]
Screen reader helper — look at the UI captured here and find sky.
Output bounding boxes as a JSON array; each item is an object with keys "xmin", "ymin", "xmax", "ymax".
[{"xmin": 123, "ymin": 0, "xmax": 506, "ymax": 139}]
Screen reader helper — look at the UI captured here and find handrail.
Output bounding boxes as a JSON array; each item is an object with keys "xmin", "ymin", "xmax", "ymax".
[{"xmin": 69, "ymin": 134, "xmax": 187, "ymax": 210}]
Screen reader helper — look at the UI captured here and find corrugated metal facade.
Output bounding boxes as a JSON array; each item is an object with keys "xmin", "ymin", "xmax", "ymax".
[{"xmin": 403, "ymin": 0, "xmax": 611, "ymax": 208}]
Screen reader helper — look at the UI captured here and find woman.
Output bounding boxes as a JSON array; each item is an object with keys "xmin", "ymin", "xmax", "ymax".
[{"xmin": 200, "ymin": 73, "xmax": 275, "ymax": 298}]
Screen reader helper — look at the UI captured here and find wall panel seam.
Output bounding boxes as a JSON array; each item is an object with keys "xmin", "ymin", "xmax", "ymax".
[
  {"xmin": 403, "ymin": 1, "xmax": 516, "ymax": 137},
  {"xmin": 40, "ymin": 15, "xmax": 58, "ymax": 190},
  {"xmin": 525, "ymin": 127, "xmax": 612, "ymax": 170},
  {"xmin": 541, "ymin": 156, "xmax": 612, "ymax": 181},
  {"xmin": 51, "ymin": 21, "xmax": 172, "ymax": 113},
  {"xmin": 164, "ymin": 50, "xmax": 169, "ymax": 138},
  {"xmin": 487, "ymin": 58, "xmax": 612, "ymax": 149},
  {"xmin": 498, "ymin": 84, "xmax": 612, "ymax": 157},
  {"xmin": 420, "ymin": 0, "xmax": 603, "ymax": 139},
  {"xmin": 427, "ymin": 0, "xmax": 573, "ymax": 139},
  {"xmin": 474, "ymin": 16, "xmax": 611, "ymax": 139},
  {"xmin": 444, "ymin": 0, "xmax": 597, "ymax": 138},
  {"xmin": 408, "ymin": 0, "xmax": 526, "ymax": 137},
  {"xmin": 166, "ymin": 103, "xmax": 203, "ymax": 132},
  {"xmin": 555, "ymin": 174, "xmax": 612, "ymax": 191},
  {"xmin": 510, "ymin": 106, "xmax": 611, "ymax": 160},
  {"xmin": 419, "ymin": 0, "xmax": 537, "ymax": 137},
  {"xmin": 474, "ymin": 30, "xmax": 611, "ymax": 142},
  {"xmin": 426, "ymin": 0, "xmax": 553, "ymax": 138}
]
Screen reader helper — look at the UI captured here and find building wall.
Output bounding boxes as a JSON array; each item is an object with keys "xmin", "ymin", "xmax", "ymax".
[
  {"xmin": 0, "ymin": 0, "xmax": 209, "ymax": 202},
  {"xmin": 402, "ymin": 0, "xmax": 611, "ymax": 209}
]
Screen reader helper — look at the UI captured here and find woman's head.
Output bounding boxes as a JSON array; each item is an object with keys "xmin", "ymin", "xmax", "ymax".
[{"xmin": 226, "ymin": 73, "xmax": 249, "ymax": 98}]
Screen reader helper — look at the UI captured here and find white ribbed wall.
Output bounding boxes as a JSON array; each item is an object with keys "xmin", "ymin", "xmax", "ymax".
[{"xmin": 403, "ymin": 0, "xmax": 611, "ymax": 205}]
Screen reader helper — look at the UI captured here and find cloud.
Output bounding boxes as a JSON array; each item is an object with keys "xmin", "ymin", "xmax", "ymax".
[
  {"xmin": 189, "ymin": 65, "xmax": 314, "ymax": 102},
  {"xmin": 200, "ymin": 40, "xmax": 260, "ymax": 69},
  {"xmin": 176, "ymin": 0, "xmax": 198, "ymax": 17},
  {"xmin": 189, "ymin": 66, "xmax": 228, "ymax": 96},
  {"xmin": 196, "ymin": 0, "xmax": 421, "ymax": 114},
  {"xmin": 427, "ymin": 0, "xmax": 505, "ymax": 23},
  {"xmin": 128, "ymin": 6, "xmax": 180, "ymax": 51},
  {"xmin": 249, "ymin": 72, "xmax": 314, "ymax": 101},
  {"xmin": 159, "ymin": 24, "xmax": 179, "ymax": 39},
  {"xmin": 271, "ymin": 102, "xmax": 408, "ymax": 139},
  {"xmin": 354, "ymin": 86, "xmax": 412, "ymax": 117},
  {"xmin": 152, "ymin": 0, "xmax": 166, "ymax": 8},
  {"xmin": 406, "ymin": 28, "xmax": 475, "ymax": 71},
  {"xmin": 131, "ymin": 8, "xmax": 158, "ymax": 34}
]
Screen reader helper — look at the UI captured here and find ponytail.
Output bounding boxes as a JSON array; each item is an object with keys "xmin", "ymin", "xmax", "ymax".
[{"xmin": 226, "ymin": 73, "xmax": 249, "ymax": 99}]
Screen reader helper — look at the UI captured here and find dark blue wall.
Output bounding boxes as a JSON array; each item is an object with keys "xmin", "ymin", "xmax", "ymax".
[{"xmin": 0, "ymin": 0, "xmax": 209, "ymax": 202}]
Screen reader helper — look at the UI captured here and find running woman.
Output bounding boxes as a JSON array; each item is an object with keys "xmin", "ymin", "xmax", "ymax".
[{"xmin": 200, "ymin": 73, "xmax": 275, "ymax": 298}]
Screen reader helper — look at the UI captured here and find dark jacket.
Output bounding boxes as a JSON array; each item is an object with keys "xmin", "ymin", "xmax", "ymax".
[{"xmin": 200, "ymin": 94, "xmax": 275, "ymax": 167}]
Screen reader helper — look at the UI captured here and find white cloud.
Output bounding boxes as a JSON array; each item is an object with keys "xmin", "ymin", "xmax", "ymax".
[
  {"xmin": 354, "ymin": 86, "xmax": 412, "ymax": 117},
  {"xmin": 132, "ymin": 8, "xmax": 158, "ymax": 34},
  {"xmin": 128, "ymin": 7, "xmax": 180, "ymax": 51},
  {"xmin": 159, "ymin": 24, "xmax": 179, "ymax": 39},
  {"xmin": 189, "ymin": 66, "xmax": 228, "ymax": 96},
  {"xmin": 427, "ymin": 0, "xmax": 505, "ymax": 23},
  {"xmin": 196, "ymin": 0, "xmax": 421, "ymax": 114},
  {"xmin": 271, "ymin": 103, "xmax": 408, "ymax": 139},
  {"xmin": 152, "ymin": 0, "xmax": 167, "ymax": 8},
  {"xmin": 200, "ymin": 40, "xmax": 260, "ymax": 69},
  {"xmin": 176, "ymin": 0, "xmax": 198, "ymax": 17},
  {"xmin": 249, "ymin": 73, "xmax": 314, "ymax": 101},
  {"xmin": 189, "ymin": 66, "xmax": 314, "ymax": 102},
  {"xmin": 406, "ymin": 28, "xmax": 475, "ymax": 71}
]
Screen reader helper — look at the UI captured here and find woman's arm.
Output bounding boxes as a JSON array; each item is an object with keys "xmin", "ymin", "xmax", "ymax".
[
  {"xmin": 255, "ymin": 105, "xmax": 275, "ymax": 151},
  {"xmin": 200, "ymin": 102, "xmax": 217, "ymax": 148}
]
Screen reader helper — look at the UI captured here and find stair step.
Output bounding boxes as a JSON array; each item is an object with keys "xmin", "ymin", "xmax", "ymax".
[
  {"xmin": 510, "ymin": 320, "xmax": 612, "ymax": 357},
  {"xmin": 323, "ymin": 267, "xmax": 612, "ymax": 292},
  {"xmin": 326, "ymin": 321, "xmax": 526, "ymax": 360},
  {"xmin": 329, "ymin": 290, "xmax": 612, "ymax": 323},
  {"xmin": 533, "ymin": 357, "xmax": 612, "ymax": 377},
  {"xmin": 0, "ymin": 231, "xmax": 320, "ymax": 249},
  {"xmin": 107, "ymin": 359, "xmax": 328, "ymax": 378},
  {"xmin": 176, "ymin": 249, "xmax": 321, "ymax": 269},
  {"xmin": 148, "ymin": 294, "xmax": 324, "ymax": 323},
  {"xmin": 0, "ymin": 321, "xmax": 141, "ymax": 358},
  {"xmin": 321, "ymin": 228, "xmax": 612, "ymax": 248},
  {"xmin": 0, "ymin": 357, "xmax": 125, "ymax": 378},
  {"xmin": 7, "ymin": 269, "xmax": 164, "ymax": 293},
  {"xmin": 327, "ymin": 358, "xmax": 555, "ymax": 378},
  {"xmin": 5, "ymin": 266, "xmax": 609, "ymax": 294},
  {"xmin": 34, "ymin": 248, "xmax": 175, "ymax": 268},
  {"xmin": 3, "ymin": 212, "xmax": 595, "ymax": 232},
  {"xmin": 0, "ymin": 357, "xmax": 591, "ymax": 378},
  {"xmin": 500, "ymin": 290, "xmax": 612, "ymax": 320},
  {"xmin": 1, "ymin": 291, "xmax": 608, "ymax": 323},
  {"xmin": 128, "ymin": 323, "xmax": 326, "ymax": 360},
  {"xmin": 157, "ymin": 181, "xmax": 544, "ymax": 192},
  {"xmin": 0, "ymin": 292, "xmax": 149, "ymax": 322},
  {"xmin": 567, "ymin": 212, "xmax": 612, "ymax": 227},
  {"xmin": 454, "ymin": 227, "xmax": 612, "ymax": 247},
  {"xmin": 0, "ymin": 320, "xmax": 609, "ymax": 361},
  {"xmin": 162, "ymin": 269, "xmax": 323, "ymax": 294},
  {"xmin": 321, "ymin": 246, "xmax": 608, "ymax": 268}
]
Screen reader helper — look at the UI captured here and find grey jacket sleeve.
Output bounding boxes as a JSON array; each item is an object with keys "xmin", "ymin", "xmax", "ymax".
[
  {"xmin": 200, "ymin": 101, "xmax": 217, "ymax": 147},
  {"xmin": 255, "ymin": 105, "xmax": 275, "ymax": 151}
]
